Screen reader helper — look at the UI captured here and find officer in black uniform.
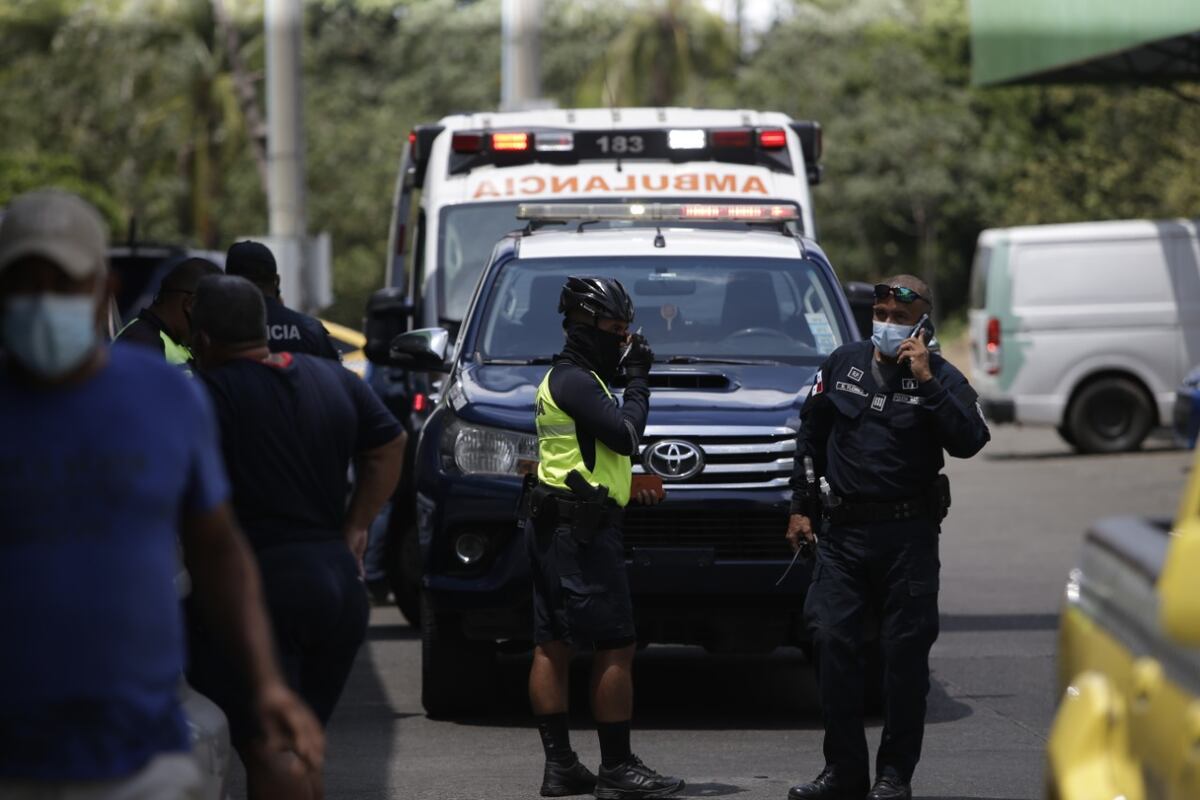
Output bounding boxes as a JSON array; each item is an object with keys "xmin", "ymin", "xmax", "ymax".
[
  {"xmin": 786, "ymin": 275, "xmax": 990, "ymax": 800},
  {"xmin": 523, "ymin": 277, "xmax": 684, "ymax": 800},
  {"xmin": 225, "ymin": 240, "xmax": 340, "ymax": 360}
]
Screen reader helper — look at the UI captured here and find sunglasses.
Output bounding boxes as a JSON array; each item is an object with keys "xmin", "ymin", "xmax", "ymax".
[{"xmin": 874, "ymin": 284, "xmax": 926, "ymax": 304}]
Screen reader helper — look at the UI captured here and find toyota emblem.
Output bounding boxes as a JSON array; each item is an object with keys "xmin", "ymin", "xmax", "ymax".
[{"xmin": 644, "ymin": 439, "xmax": 704, "ymax": 481}]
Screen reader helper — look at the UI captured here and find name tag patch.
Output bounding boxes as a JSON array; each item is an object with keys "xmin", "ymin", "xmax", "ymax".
[
  {"xmin": 847, "ymin": 366, "xmax": 864, "ymax": 382},
  {"xmin": 836, "ymin": 381, "xmax": 869, "ymax": 397},
  {"xmin": 893, "ymin": 393, "xmax": 923, "ymax": 405},
  {"xmin": 902, "ymin": 378, "xmax": 918, "ymax": 391},
  {"xmin": 871, "ymin": 394, "xmax": 887, "ymax": 411}
]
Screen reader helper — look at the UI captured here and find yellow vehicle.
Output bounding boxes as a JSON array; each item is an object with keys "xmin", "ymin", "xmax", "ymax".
[
  {"xmin": 318, "ymin": 318, "xmax": 368, "ymax": 378},
  {"xmin": 1048, "ymin": 446, "xmax": 1200, "ymax": 799}
]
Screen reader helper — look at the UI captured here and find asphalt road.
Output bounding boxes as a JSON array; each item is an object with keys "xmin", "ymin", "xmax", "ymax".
[{"xmin": 227, "ymin": 426, "xmax": 1194, "ymax": 800}]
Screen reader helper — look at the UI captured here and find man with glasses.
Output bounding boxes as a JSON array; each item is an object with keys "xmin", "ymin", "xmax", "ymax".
[
  {"xmin": 116, "ymin": 257, "xmax": 220, "ymax": 367},
  {"xmin": 785, "ymin": 275, "xmax": 990, "ymax": 800}
]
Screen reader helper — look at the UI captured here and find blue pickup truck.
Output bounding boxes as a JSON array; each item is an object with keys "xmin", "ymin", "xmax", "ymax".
[{"xmin": 370, "ymin": 203, "xmax": 863, "ymax": 714}]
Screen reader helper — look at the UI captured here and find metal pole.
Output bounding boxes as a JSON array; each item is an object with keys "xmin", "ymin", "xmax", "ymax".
[
  {"xmin": 265, "ymin": 0, "xmax": 308, "ymax": 309},
  {"xmin": 501, "ymin": 0, "xmax": 542, "ymax": 111}
]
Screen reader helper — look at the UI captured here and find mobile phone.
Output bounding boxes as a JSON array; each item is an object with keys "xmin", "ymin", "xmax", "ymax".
[
  {"xmin": 908, "ymin": 313, "xmax": 934, "ymax": 342},
  {"xmin": 619, "ymin": 326, "xmax": 643, "ymax": 365}
]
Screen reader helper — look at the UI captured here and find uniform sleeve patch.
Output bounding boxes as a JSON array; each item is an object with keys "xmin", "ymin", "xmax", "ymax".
[
  {"xmin": 847, "ymin": 366, "xmax": 864, "ymax": 382},
  {"xmin": 810, "ymin": 369, "xmax": 824, "ymax": 396},
  {"xmin": 835, "ymin": 381, "xmax": 869, "ymax": 397}
]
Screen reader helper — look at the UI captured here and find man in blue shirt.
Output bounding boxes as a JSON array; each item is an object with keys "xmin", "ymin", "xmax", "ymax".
[
  {"xmin": 0, "ymin": 190, "xmax": 323, "ymax": 799},
  {"xmin": 187, "ymin": 274, "xmax": 404, "ymax": 799}
]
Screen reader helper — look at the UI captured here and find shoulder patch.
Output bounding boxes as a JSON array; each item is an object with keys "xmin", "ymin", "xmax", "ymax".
[{"xmin": 810, "ymin": 369, "xmax": 824, "ymax": 396}]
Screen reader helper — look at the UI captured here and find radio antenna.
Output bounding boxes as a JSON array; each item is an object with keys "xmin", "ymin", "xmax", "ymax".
[{"xmin": 602, "ymin": 61, "xmax": 622, "ymax": 173}]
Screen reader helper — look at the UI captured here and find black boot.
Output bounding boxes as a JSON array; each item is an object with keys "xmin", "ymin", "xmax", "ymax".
[
  {"xmin": 867, "ymin": 775, "xmax": 911, "ymax": 800},
  {"xmin": 541, "ymin": 753, "xmax": 597, "ymax": 797},
  {"xmin": 787, "ymin": 767, "xmax": 870, "ymax": 800},
  {"xmin": 595, "ymin": 754, "xmax": 684, "ymax": 799}
]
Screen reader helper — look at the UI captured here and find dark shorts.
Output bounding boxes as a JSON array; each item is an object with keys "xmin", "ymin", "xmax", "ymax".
[
  {"xmin": 527, "ymin": 519, "xmax": 636, "ymax": 648},
  {"xmin": 186, "ymin": 539, "xmax": 370, "ymax": 743}
]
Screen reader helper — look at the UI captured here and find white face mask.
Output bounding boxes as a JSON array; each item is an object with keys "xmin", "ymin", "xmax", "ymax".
[
  {"xmin": 871, "ymin": 320, "xmax": 911, "ymax": 358},
  {"xmin": 2, "ymin": 293, "xmax": 98, "ymax": 378}
]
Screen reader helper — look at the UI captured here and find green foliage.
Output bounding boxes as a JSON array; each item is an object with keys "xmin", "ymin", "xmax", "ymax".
[{"xmin": 2, "ymin": 0, "xmax": 1198, "ymax": 327}]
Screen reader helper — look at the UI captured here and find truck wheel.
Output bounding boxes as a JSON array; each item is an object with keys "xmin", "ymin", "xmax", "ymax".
[
  {"xmin": 1066, "ymin": 377, "xmax": 1154, "ymax": 454},
  {"xmin": 420, "ymin": 592, "xmax": 496, "ymax": 717},
  {"xmin": 390, "ymin": 524, "xmax": 422, "ymax": 627}
]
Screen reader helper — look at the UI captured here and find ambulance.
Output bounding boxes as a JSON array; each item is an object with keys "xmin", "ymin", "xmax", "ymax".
[
  {"xmin": 383, "ymin": 108, "xmax": 823, "ymax": 332},
  {"xmin": 369, "ymin": 108, "xmax": 824, "ymax": 623}
]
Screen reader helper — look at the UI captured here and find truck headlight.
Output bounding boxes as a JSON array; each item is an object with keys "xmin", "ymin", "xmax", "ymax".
[{"xmin": 442, "ymin": 418, "xmax": 538, "ymax": 476}]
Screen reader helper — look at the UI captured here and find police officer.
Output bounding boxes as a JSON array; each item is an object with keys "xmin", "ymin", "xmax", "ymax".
[
  {"xmin": 115, "ymin": 256, "xmax": 220, "ymax": 367},
  {"xmin": 786, "ymin": 275, "xmax": 990, "ymax": 800},
  {"xmin": 524, "ymin": 276, "xmax": 684, "ymax": 799},
  {"xmin": 224, "ymin": 240, "xmax": 340, "ymax": 360}
]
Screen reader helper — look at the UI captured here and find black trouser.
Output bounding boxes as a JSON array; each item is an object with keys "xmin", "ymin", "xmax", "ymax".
[
  {"xmin": 804, "ymin": 519, "xmax": 940, "ymax": 784},
  {"xmin": 187, "ymin": 539, "xmax": 370, "ymax": 740}
]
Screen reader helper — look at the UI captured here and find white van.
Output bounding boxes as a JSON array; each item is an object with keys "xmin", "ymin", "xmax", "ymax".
[
  {"xmin": 384, "ymin": 107, "xmax": 823, "ymax": 334},
  {"xmin": 968, "ymin": 219, "xmax": 1200, "ymax": 452}
]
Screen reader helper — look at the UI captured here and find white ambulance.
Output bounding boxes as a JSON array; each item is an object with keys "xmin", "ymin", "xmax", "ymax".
[{"xmin": 383, "ymin": 108, "xmax": 823, "ymax": 332}]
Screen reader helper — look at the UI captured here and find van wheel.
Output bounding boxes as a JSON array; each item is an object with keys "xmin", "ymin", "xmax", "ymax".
[
  {"xmin": 390, "ymin": 524, "xmax": 422, "ymax": 626},
  {"xmin": 420, "ymin": 592, "xmax": 496, "ymax": 717},
  {"xmin": 1056, "ymin": 425, "xmax": 1076, "ymax": 448},
  {"xmin": 1066, "ymin": 377, "xmax": 1153, "ymax": 453}
]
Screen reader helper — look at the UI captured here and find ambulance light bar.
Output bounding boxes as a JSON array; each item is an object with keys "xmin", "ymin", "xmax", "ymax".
[{"xmin": 517, "ymin": 202, "xmax": 799, "ymax": 223}]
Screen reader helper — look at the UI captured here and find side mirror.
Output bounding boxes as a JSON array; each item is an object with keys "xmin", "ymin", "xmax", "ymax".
[
  {"xmin": 388, "ymin": 327, "xmax": 451, "ymax": 372},
  {"xmin": 844, "ymin": 281, "xmax": 875, "ymax": 341},
  {"xmin": 365, "ymin": 287, "xmax": 415, "ymax": 365}
]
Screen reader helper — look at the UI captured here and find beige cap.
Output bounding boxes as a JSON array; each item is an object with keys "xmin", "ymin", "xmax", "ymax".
[{"xmin": 0, "ymin": 189, "xmax": 108, "ymax": 280}]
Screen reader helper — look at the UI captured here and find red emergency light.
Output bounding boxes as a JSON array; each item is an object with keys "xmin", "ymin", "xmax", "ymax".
[
  {"xmin": 758, "ymin": 128, "xmax": 788, "ymax": 149},
  {"xmin": 491, "ymin": 132, "xmax": 530, "ymax": 151},
  {"xmin": 451, "ymin": 133, "xmax": 483, "ymax": 153},
  {"xmin": 710, "ymin": 129, "xmax": 753, "ymax": 148}
]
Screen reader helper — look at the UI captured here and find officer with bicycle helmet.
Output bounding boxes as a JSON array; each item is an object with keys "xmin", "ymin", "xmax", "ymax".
[{"xmin": 522, "ymin": 276, "xmax": 684, "ymax": 799}]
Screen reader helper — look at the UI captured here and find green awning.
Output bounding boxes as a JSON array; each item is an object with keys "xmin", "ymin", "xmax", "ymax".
[{"xmin": 970, "ymin": 0, "xmax": 1200, "ymax": 86}]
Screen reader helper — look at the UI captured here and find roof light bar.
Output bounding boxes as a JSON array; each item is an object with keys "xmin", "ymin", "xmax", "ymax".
[
  {"xmin": 491, "ymin": 132, "xmax": 530, "ymax": 151},
  {"xmin": 535, "ymin": 132, "xmax": 574, "ymax": 152},
  {"xmin": 667, "ymin": 129, "xmax": 706, "ymax": 150},
  {"xmin": 517, "ymin": 202, "xmax": 799, "ymax": 223}
]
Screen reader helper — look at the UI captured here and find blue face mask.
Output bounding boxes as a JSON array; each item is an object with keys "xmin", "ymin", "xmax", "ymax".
[
  {"xmin": 2, "ymin": 293, "xmax": 98, "ymax": 378},
  {"xmin": 871, "ymin": 320, "xmax": 911, "ymax": 358}
]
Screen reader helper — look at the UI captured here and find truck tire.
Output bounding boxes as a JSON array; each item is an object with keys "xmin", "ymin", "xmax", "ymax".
[
  {"xmin": 390, "ymin": 524, "xmax": 422, "ymax": 627},
  {"xmin": 420, "ymin": 591, "xmax": 496, "ymax": 717},
  {"xmin": 1066, "ymin": 377, "xmax": 1154, "ymax": 454}
]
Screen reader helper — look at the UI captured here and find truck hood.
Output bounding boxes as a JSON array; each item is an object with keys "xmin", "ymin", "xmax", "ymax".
[{"xmin": 450, "ymin": 362, "xmax": 816, "ymax": 432}]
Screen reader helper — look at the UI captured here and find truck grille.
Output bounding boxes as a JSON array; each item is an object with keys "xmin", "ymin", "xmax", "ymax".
[
  {"xmin": 633, "ymin": 425, "xmax": 796, "ymax": 490},
  {"xmin": 621, "ymin": 510, "xmax": 792, "ymax": 560}
]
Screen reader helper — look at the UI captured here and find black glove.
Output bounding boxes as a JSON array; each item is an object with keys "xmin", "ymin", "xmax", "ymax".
[{"xmin": 622, "ymin": 334, "xmax": 654, "ymax": 379}]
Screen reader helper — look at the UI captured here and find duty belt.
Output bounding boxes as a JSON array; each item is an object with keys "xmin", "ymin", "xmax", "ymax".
[
  {"xmin": 546, "ymin": 493, "xmax": 623, "ymax": 528},
  {"xmin": 827, "ymin": 495, "xmax": 938, "ymax": 525}
]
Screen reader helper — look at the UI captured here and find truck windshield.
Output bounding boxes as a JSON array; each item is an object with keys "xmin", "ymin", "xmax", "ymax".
[
  {"xmin": 438, "ymin": 200, "xmax": 803, "ymax": 323},
  {"xmin": 475, "ymin": 256, "xmax": 848, "ymax": 365}
]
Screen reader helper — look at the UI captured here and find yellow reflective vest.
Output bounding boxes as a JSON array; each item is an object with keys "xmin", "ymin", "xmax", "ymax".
[{"xmin": 535, "ymin": 367, "xmax": 632, "ymax": 508}]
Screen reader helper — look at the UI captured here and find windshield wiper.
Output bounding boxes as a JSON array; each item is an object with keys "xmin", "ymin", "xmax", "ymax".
[
  {"xmin": 480, "ymin": 356, "xmax": 554, "ymax": 365},
  {"xmin": 658, "ymin": 356, "xmax": 782, "ymax": 366}
]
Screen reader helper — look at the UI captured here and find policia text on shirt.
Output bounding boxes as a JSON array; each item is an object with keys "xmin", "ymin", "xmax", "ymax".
[
  {"xmin": 785, "ymin": 276, "xmax": 990, "ymax": 800},
  {"xmin": 519, "ymin": 277, "xmax": 685, "ymax": 800}
]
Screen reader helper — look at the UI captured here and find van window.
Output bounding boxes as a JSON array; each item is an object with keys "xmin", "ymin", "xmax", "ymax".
[
  {"xmin": 968, "ymin": 246, "xmax": 990, "ymax": 309},
  {"xmin": 1011, "ymin": 239, "xmax": 1171, "ymax": 307},
  {"xmin": 475, "ymin": 255, "xmax": 849, "ymax": 365}
]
